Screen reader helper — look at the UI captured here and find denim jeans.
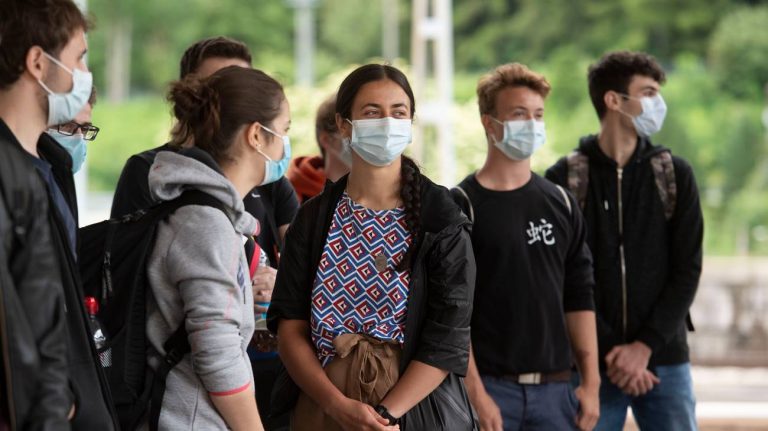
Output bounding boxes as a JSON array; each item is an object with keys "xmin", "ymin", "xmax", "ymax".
[
  {"xmin": 482, "ymin": 375, "xmax": 579, "ymax": 431},
  {"xmin": 576, "ymin": 362, "xmax": 697, "ymax": 431}
]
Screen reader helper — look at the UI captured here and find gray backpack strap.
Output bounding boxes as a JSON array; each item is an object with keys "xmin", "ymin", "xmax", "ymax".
[
  {"xmin": 555, "ymin": 185, "xmax": 572, "ymax": 215},
  {"xmin": 453, "ymin": 186, "xmax": 474, "ymax": 223},
  {"xmin": 566, "ymin": 151, "xmax": 589, "ymax": 210},
  {"xmin": 649, "ymin": 151, "xmax": 677, "ymax": 221}
]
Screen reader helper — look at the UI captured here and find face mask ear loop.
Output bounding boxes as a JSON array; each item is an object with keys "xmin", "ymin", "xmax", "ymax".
[{"xmin": 488, "ymin": 116, "xmax": 505, "ymax": 144}]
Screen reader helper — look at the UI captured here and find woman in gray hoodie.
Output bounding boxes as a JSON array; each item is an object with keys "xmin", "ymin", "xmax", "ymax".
[{"xmin": 145, "ymin": 65, "xmax": 291, "ymax": 430}]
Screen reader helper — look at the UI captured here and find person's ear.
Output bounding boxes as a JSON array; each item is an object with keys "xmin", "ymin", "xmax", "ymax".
[
  {"xmin": 336, "ymin": 113, "xmax": 351, "ymax": 139},
  {"xmin": 604, "ymin": 91, "xmax": 623, "ymax": 112},
  {"xmin": 481, "ymin": 114, "xmax": 500, "ymax": 142},
  {"xmin": 25, "ymin": 46, "xmax": 47, "ymax": 81},
  {"xmin": 244, "ymin": 122, "xmax": 265, "ymax": 151},
  {"xmin": 318, "ymin": 130, "xmax": 333, "ymax": 151}
]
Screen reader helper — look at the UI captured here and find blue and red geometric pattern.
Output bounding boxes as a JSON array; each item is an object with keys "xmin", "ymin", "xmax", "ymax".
[{"xmin": 311, "ymin": 193, "xmax": 412, "ymax": 366}]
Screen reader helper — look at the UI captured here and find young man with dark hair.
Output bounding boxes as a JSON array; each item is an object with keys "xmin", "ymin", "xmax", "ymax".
[
  {"xmin": 454, "ymin": 63, "xmax": 600, "ymax": 431},
  {"xmin": 0, "ymin": 0, "xmax": 117, "ymax": 429},
  {"xmin": 110, "ymin": 35, "xmax": 298, "ymax": 430},
  {"xmin": 286, "ymin": 93, "xmax": 351, "ymax": 203},
  {"xmin": 546, "ymin": 51, "xmax": 703, "ymax": 430}
]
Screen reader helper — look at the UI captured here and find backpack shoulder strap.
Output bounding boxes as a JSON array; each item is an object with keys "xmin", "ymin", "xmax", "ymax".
[
  {"xmin": 555, "ymin": 185, "xmax": 572, "ymax": 215},
  {"xmin": 451, "ymin": 186, "xmax": 474, "ymax": 223},
  {"xmin": 566, "ymin": 151, "xmax": 589, "ymax": 210},
  {"xmin": 649, "ymin": 150, "xmax": 677, "ymax": 221}
]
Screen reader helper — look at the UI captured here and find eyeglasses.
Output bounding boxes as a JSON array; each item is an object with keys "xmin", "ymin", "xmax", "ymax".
[{"xmin": 55, "ymin": 121, "xmax": 100, "ymax": 141}]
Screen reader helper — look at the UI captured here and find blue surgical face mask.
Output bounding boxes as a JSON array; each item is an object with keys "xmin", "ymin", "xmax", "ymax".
[
  {"xmin": 490, "ymin": 118, "xmax": 546, "ymax": 160},
  {"xmin": 347, "ymin": 117, "xmax": 412, "ymax": 167},
  {"xmin": 37, "ymin": 52, "xmax": 93, "ymax": 127},
  {"xmin": 48, "ymin": 130, "xmax": 87, "ymax": 173},
  {"xmin": 259, "ymin": 125, "xmax": 291, "ymax": 185},
  {"xmin": 619, "ymin": 93, "xmax": 667, "ymax": 137}
]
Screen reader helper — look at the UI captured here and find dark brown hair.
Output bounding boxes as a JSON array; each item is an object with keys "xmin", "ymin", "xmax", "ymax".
[
  {"xmin": 476, "ymin": 62, "xmax": 551, "ymax": 116},
  {"xmin": 0, "ymin": 0, "xmax": 91, "ymax": 90},
  {"xmin": 168, "ymin": 66, "xmax": 284, "ymax": 164},
  {"xmin": 588, "ymin": 51, "xmax": 666, "ymax": 119},
  {"xmin": 179, "ymin": 36, "xmax": 252, "ymax": 79},
  {"xmin": 336, "ymin": 64, "xmax": 421, "ymax": 271},
  {"xmin": 315, "ymin": 93, "xmax": 337, "ymax": 159}
]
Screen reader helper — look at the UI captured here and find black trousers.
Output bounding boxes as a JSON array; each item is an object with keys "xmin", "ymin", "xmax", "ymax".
[{"xmin": 252, "ymin": 355, "xmax": 290, "ymax": 431}]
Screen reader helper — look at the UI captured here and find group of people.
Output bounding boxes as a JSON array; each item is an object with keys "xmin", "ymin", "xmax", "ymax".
[{"xmin": 0, "ymin": 1, "xmax": 703, "ymax": 430}]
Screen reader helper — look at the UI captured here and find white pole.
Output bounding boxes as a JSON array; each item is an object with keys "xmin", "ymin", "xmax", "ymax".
[
  {"xmin": 410, "ymin": 0, "xmax": 455, "ymax": 185},
  {"xmin": 289, "ymin": 0, "xmax": 318, "ymax": 87},
  {"xmin": 382, "ymin": 0, "xmax": 399, "ymax": 62}
]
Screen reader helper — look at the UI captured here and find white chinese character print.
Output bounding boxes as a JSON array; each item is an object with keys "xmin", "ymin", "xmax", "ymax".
[{"xmin": 526, "ymin": 219, "xmax": 555, "ymax": 246}]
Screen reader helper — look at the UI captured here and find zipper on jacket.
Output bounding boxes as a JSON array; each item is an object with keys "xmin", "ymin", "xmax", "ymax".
[{"xmin": 617, "ymin": 168, "xmax": 628, "ymax": 340}]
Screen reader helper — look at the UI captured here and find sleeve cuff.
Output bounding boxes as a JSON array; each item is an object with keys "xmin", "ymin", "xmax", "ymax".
[
  {"xmin": 209, "ymin": 381, "xmax": 251, "ymax": 397},
  {"xmin": 635, "ymin": 328, "xmax": 665, "ymax": 354},
  {"xmin": 563, "ymin": 293, "xmax": 595, "ymax": 312}
]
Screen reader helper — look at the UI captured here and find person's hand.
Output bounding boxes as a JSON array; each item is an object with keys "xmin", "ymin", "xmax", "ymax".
[
  {"xmin": 326, "ymin": 397, "xmax": 399, "ymax": 431},
  {"xmin": 252, "ymin": 266, "xmax": 276, "ymax": 314},
  {"xmin": 621, "ymin": 370, "xmax": 660, "ymax": 396},
  {"xmin": 605, "ymin": 342, "xmax": 658, "ymax": 396},
  {"xmin": 573, "ymin": 384, "xmax": 599, "ymax": 431},
  {"xmin": 472, "ymin": 390, "xmax": 503, "ymax": 431}
]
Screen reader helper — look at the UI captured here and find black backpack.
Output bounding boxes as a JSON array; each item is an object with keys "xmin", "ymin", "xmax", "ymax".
[
  {"xmin": 78, "ymin": 190, "xmax": 226, "ymax": 431},
  {"xmin": 566, "ymin": 149, "xmax": 677, "ymax": 220}
]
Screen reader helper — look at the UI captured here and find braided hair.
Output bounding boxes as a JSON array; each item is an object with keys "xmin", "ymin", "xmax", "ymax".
[{"xmin": 336, "ymin": 64, "xmax": 421, "ymax": 270}]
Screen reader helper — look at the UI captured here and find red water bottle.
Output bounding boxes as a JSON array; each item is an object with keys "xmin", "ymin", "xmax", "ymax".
[{"xmin": 84, "ymin": 296, "xmax": 112, "ymax": 368}]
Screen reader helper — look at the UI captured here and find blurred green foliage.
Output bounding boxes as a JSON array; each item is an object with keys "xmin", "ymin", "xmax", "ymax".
[{"xmin": 85, "ymin": 0, "xmax": 768, "ymax": 255}]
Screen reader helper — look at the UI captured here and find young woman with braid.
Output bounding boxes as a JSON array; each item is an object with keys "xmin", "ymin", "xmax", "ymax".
[{"xmin": 268, "ymin": 64, "xmax": 478, "ymax": 430}]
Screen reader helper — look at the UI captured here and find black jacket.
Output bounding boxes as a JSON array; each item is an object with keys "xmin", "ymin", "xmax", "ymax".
[
  {"xmin": 111, "ymin": 143, "xmax": 299, "ymax": 264},
  {"xmin": 546, "ymin": 135, "xmax": 703, "ymax": 368},
  {"xmin": 38, "ymin": 134, "xmax": 119, "ymax": 430},
  {"xmin": 268, "ymin": 175, "xmax": 478, "ymax": 429},
  {"xmin": 0, "ymin": 123, "xmax": 70, "ymax": 431}
]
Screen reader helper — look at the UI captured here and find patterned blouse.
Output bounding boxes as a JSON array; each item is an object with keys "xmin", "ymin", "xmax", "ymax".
[{"xmin": 311, "ymin": 192, "xmax": 412, "ymax": 366}]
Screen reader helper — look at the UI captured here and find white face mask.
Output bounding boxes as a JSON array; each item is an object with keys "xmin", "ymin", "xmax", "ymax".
[
  {"xmin": 490, "ymin": 118, "xmax": 546, "ymax": 160},
  {"xmin": 332, "ymin": 137, "xmax": 353, "ymax": 169},
  {"xmin": 347, "ymin": 117, "xmax": 412, "ymax": 167},
  {"xmin": 37, "ymin": 52, "xmax": 93, "ymax": 127},
  {"xmin": 619, "ymin": 93, "xmax": 667, "ymax": 137}
]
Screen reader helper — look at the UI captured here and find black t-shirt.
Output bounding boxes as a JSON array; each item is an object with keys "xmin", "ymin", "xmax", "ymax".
[
  {"xmin": 455, "ymin": 173, "xmax": 595, "ymax": 376},
  {"xmin": 243, "ymin": 178, "xmax": 300, "ymax": 266},
  {"xmin": 111, "ymin": 143, "xmax": 299, "ymax": 267}
]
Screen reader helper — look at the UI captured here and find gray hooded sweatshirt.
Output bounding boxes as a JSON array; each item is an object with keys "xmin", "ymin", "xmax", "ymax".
[{"xmin": 145, "ymin": 151, "xmax": 257, "ymax": 430}]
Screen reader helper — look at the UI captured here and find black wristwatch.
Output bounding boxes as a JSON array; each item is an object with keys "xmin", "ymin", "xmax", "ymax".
[{"xmin": 374, "ymin": 404, "xmax": 399, "ymax": 425}]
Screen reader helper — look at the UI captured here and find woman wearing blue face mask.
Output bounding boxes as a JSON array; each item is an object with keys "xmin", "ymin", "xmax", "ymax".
[
  {"xmin": 141, "ymin": 65, "xmax": 293, "ymax": 431},
  {"xmin": 268, "ymin": 64, "xmax": 477, "ymax": 430}
]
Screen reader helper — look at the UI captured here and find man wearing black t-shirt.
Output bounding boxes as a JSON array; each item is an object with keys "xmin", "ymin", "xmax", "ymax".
[
  {"xmin": 110, "ymin": 37, "xmax": 298, "ymax": 430},
  {"xmin": 453, "ymin": 63, "xmax": 600, "ymax": 431}
]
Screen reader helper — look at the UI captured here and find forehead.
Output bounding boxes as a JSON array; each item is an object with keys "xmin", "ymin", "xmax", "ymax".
[
  {"xmin": 60, "ymin": 29, "xmax": 87, "ymax": 56},
  {"xmin": 352, "ymin": 79, "xmax": 410, "ymax": 108},
  {"xmin": 494, "ymin": 86, "xmax": 544, "ymax": 111},
  {"xmin": 196, "ymin": 57, "xmax": 250, "ymax": 78},
  {"xmin": 627, "ymin": 75, "xmax": 660, "ymax": 93}
]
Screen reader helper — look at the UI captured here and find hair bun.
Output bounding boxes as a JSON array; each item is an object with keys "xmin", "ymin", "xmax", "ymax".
[{"xmin": 168, "ymin": 75, "xmax": 221, "ymax": 147}]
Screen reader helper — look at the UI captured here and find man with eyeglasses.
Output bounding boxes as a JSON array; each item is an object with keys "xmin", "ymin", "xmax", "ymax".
[
  {"xmin": 47, "ymin": 92, "xmax": 99, "ymax": 174},
  {"xmin": 36, "ymin": 86, "xmax": 97, "ymax": 255}
]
